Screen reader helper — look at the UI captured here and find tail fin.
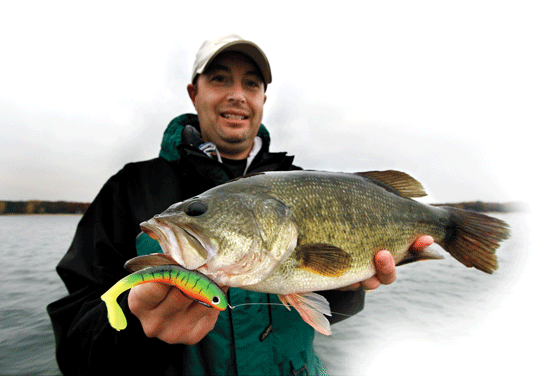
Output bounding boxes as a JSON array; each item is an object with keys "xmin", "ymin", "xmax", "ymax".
[{"xmin": 438, "ymin": 207, "xmax": 511, "ymax": 274}]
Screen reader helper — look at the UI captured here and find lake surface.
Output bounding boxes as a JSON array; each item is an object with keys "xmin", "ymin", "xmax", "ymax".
[
  {"xmin": 0, "ymin": 215, "xmax": 80, "ymax": 376},
  {"xmin": 0, "ymin": 212, "xmax": 538, "ymax": 375}
]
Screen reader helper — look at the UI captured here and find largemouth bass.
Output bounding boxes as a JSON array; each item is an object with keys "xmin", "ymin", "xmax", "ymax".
[{"xmin": 135, "ymin": 170, "xmax": 510, "ymax": 335}]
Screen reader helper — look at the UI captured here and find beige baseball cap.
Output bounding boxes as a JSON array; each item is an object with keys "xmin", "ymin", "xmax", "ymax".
[{"xmin": 191, "ymin": 34, "xmax": 272, "ymax": 85}]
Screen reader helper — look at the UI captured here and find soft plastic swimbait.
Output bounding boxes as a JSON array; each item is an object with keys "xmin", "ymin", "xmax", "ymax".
[{"xmin": 101, "ymin": 265, "xmax": 227, "ymax": 331}]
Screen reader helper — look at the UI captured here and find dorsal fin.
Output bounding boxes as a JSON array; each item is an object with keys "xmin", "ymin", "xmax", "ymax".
[
  {"xmin": 355, "ymin": 170, "xmax": 427, "ymax": 198},
  {"xmin": 226, "ymin": 172, "xmax": 265, "ymax": 184}
]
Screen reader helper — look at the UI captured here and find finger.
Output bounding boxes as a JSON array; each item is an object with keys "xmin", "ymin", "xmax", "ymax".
[
  {"xmin": 360, "ymin": 276, "xmax": 381, "ymax": 291},
  {"xmin": 411, "ymin": 235, "xmax": 434, "ymax": 251},
  {"xmin": 374, "ymin": 250, "xmax": 396, "ymax": 285},
  {"xmin": 129, "ymin": 283, "xmax": 195, "ymax": 333},
  {"xmin": 128, "ymin": 282, "xmax": 173, "ymax": 313},
  {"xmin": 179, "ymin": 305, "xmax": 220, "ymax": 345},
  {"xmin": 149, "ymin": 289, "xmax": 219, "ymax": 344},
  {"xmin": 335, "ymin": 282, "xmax": 362, "ymax": 291}
]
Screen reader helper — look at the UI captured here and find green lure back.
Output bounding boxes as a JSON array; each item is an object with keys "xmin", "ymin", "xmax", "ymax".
[{"xmin": 101, "ymin": 264, "xmax": 227, "ymax": 331}]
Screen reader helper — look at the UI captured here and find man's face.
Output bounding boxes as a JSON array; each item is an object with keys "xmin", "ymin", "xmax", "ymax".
[{"xmin": 187, "ymin": 52, "xmax": 267, "ymax": 159}]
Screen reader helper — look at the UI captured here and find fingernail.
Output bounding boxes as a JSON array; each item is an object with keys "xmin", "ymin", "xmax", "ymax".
[{"xmin": 378, "ymin": 250, "xmax": 392, "ymax": 267}]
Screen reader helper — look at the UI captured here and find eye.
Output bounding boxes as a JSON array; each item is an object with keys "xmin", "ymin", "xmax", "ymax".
[
  {"xmin": 211, "ymin": 296, "xmax": 221, "ymax": 305},
  {"xmin": 210, "ymin": 74, "xmax": 230, "ymax": 85},
  {"xmin": 243, "ymin": 76, "xmax": 264, "ymax": 90},
  {"xmin": 184, "ymin": 200, "xmax": 208, "ymax": 216},
  {"xmin": 245, "ymin": 79, "xmax": 260, "ymax": 88}
]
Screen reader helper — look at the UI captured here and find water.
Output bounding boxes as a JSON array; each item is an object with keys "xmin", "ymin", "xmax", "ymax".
[
  {"xmin": 0, "ymin": 213, "xmax": 534, "ymax": 375},
  {"xmin": 0, "ymin": 215, "xmax": 80, "ymax": 376}
]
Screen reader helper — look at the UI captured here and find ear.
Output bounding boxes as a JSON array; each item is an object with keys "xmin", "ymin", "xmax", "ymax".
[{"xmin": 187, "ymin": 83, "xmax": 197, "ymax": 106}]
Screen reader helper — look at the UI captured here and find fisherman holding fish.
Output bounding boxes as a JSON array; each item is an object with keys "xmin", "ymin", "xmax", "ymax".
[{"xmin": 48, "ymin": 35, "xmax": 439, "ymax": 375}]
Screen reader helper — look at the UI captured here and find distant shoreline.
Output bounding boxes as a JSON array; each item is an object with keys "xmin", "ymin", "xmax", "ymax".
[
  {"xmin": 0, "ymin": 200, "xmax": 90, "ymax": 215},
  {"xmin": 1, "ymin": 212, "xmax": 84, "ymax": 216}
]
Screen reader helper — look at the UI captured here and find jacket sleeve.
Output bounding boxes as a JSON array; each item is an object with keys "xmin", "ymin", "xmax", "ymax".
[
  {"xmin": 46, "ymin": 168, "xmax": 183, "ymax": 375},
  {"xmin": 319, "ymin": 289, "xmax": 365, "ymax": 325}
]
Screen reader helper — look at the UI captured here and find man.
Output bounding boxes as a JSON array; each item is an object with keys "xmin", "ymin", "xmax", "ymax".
[{"xmin": 48, "ymin": 35, "xmax": 432, "ymax": 375}]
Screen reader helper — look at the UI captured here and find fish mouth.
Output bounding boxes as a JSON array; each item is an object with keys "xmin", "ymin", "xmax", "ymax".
[{"xmin": 140, "ymin": 218, "xmax": 217, "ymax": 270}]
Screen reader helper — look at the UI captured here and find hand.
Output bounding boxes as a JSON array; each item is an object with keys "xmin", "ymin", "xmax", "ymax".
[
  {"xmin": 128, "ymin": 282, "xmax": 227, "ymax": 345},
  {"xmin": 338, "ymin": 235, "xmax": 434, "ymax": 291}
]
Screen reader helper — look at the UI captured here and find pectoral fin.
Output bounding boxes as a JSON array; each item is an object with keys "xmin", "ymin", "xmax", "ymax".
[
  {"xmin": 124, "ymin": 254, "xmax": 180, "ymax": 272},
  {"xmin": 278, "ymin": 292, "xmax": 332, "ymax": 335},
  {"xmin": 295, "ymin": 243, "xmax": 352, "ymax": 277}
]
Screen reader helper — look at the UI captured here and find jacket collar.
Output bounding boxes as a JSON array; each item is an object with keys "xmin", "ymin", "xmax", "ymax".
[
  {"xmin": 159, "ymin": 113, "xmax": 272, "ymax": 162},
  {"xmin": 158, "ymin": 114, "xmax": 295, "ymax": 184}
]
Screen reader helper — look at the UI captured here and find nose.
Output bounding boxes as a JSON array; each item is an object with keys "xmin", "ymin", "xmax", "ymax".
[{"xmin": 227, "ymin": 83, "xmax": 246, "ymax": 103}]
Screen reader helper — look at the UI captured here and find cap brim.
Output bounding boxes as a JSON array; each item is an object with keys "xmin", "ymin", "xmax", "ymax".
[{"xmin": 196, "ymin": 40, "xmax": 272, "ymax": 85}]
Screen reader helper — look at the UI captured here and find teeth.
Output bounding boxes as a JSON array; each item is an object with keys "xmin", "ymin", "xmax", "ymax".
[{"xmin": 222, "ymin": 113, "xmax": 246, "ymax": 120}]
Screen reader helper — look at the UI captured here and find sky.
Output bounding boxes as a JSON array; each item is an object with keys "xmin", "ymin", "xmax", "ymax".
[
  {"xmin": 2, "ymin": 1, "xmax": 548, "ymax": 205},
  {"xmin": 1, "ymin": 1, "xmax": 549, "ymax": 374}
]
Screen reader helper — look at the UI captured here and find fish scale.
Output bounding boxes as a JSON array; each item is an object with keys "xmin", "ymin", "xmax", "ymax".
[{"xmin": 258, "ymin": 173, "xmax": 441, "ymax": 276}]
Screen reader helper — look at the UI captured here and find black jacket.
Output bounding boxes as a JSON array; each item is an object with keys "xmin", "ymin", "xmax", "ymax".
[{"xmin": 47, "ymin": 114, "xmax": 364, "ymax": 375}]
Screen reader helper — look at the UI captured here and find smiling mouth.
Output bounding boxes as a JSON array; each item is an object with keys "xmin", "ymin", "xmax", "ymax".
[{"xmin": 221, "ymin": 113, "xmax": 248, "ymax": 120}]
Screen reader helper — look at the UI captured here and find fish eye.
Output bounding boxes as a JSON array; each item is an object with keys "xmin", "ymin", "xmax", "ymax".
[
  {"xmin": 184, "ymin": 200, "xmax": 208, "ymax": 216},
  {"xmin": 211, "ymin": 296, "xmax": 221, "ymax": 305}
]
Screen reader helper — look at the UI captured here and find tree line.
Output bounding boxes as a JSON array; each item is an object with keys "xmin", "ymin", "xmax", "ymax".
[{"xmin": 0, "ymin": 200, "xmax": 90, "ymax": 214}]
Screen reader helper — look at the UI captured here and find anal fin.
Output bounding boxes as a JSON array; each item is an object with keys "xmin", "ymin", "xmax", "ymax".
[{"xmin": 278, "ymin": 292, "xmax": 332, "ymax": 335}]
